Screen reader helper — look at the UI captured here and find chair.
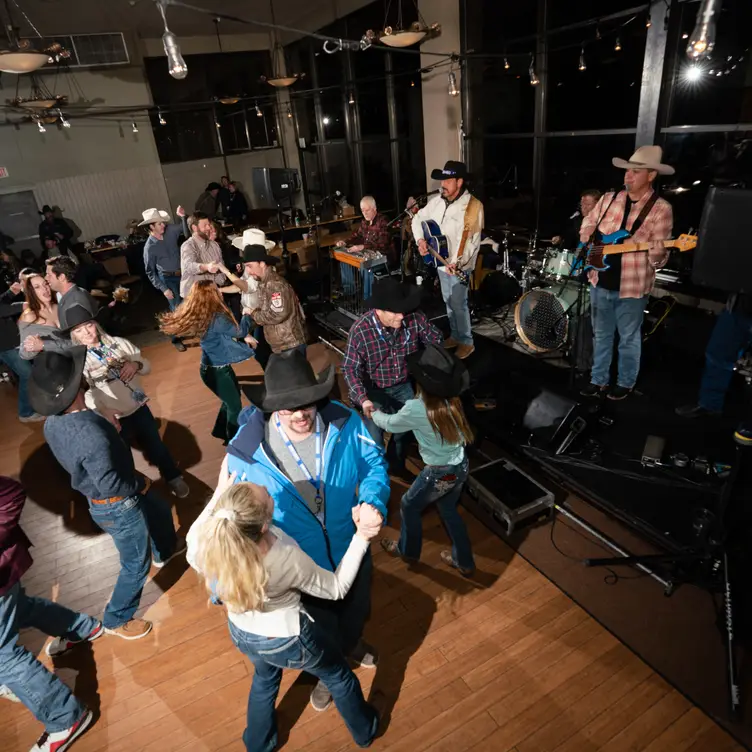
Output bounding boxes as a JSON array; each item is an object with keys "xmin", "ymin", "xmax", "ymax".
[{"xmin": 100, "ymin": 254, "xmax": 141, "ymax": 289}]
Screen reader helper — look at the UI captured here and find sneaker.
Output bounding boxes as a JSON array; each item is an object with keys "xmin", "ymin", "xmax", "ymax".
[
  {"xmin": 0, "ymin": 685, "xmax": 20, "ymax": 703},
  {"xmin": 167, "ymin": 476, "xmax": 190, "ymax": 499},
  {"xmin": 443, "ymin": 337, "xmax": 459, "ymax": 350},
  {"xmin": 152, "ymin": 537, "xmax": 187, "ymax": 569},
  {"xmin": 46, "ymin": 623, "xmax": 104, "ymax": 658},
  {"xmin": 172, "ymin": 340, "xmax": 187, "ymax": 353},
  {"xmin": 675, "ymin": 404, "xmax": 721, "ymax": 419},
  {"xmin": 440, "ymin": 550, "xmax": 475, "ymax": 578},
  {"xmin": 310, "ymin": 680, "xmax": 332, "ymax": 712},
  {"xmin": 379, "ymin": 537, "xmax": 418, "ymax": 565},
  {"xmin": 350, "ymin": 639, "xmax": 378, "ymax": 669},
  {"xmin": 19, "ymin": 413, "xmax": 46, "ymax": 423},
  {"xmin": 455, "ymin": 343, "xmax": 475, "ymax": 360},
  {"xmin": 30, "ymin": 708, "xmax": 93, "ymax": 752},
  {"xmin": 607, "ymin": 385, "xmax": 633, "ymax": 401},
  {"xmin": 104, "ymin": 618, "xmax": 153, "ymax": 640},
  {"xmin": 580, "ymin": 383, "xmax": 607, "ymax": 398}
]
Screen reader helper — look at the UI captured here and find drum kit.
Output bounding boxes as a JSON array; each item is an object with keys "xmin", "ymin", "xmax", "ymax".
[{"xmin": 482, "ymin": 224, "xmax": 588, "ymax": 356}]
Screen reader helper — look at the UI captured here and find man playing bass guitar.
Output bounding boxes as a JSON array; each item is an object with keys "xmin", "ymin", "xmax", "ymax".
[
  {"xmin": 580, "ymin": 146, "xmax": 674, "ymax": 400},
  {"xmin": 412, "ymin": 160, "xmax": 484, "ymax": 360}
]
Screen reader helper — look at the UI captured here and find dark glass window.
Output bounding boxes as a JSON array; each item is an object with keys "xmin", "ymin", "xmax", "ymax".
[
  {"xmin": 215, "ymin": 104, "xmax": 249, "ymax": 152},
  {"xmin": 474, "ymin": 58, "xmax": 537, "ymax": 134},
  {"xmin": 361, "ymin": 141, "xmax": 395, "ymax": 210},
  {"xmin": 353, "ymin": 52, "xmax": 389, "ymax": 138},
  {"xmin": 479, "ymin": 137, "xmax": 535, "ymax": 228},
  {"xmin": 547, "ymin": 1, "xmax": 646, "ymax": 32},
  {"xmin": 481, "ymin": 2, "xmax": 537, "ymax": 41},
  {"xmin": 666, "ymin": 0, "xmax": 752, "ymax": 126}
]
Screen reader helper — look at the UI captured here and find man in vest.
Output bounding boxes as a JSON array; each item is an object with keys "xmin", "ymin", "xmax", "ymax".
[{"xmin": 412, "ymin": 160, "xmax": 484, "ymax": 360}]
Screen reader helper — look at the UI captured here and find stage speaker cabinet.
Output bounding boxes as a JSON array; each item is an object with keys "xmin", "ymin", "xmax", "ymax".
[
  {"xmin": 693, "ymin": 187, "xmax": 752, "ymax": 293},
  {"xmin": 252, "ymin": 168, "xmax": 300, "ymax": 209},
  {"xmin": 465, "ymin": 458, "xmax": 554, "ymax": 536},
  {"xmin": 522, "ymin": 388, "xmax": 580, "ymax": 451}
]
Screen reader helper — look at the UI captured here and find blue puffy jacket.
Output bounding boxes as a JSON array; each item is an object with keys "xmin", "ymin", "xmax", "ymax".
[{"xmin": 226, "ymin": 400, "xmax": 389, "ymax": 571}]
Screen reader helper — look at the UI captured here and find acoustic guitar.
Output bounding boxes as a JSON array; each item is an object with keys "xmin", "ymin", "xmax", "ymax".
[
  {"xmin": 420, "ymin": 219, "xmax": 470, "ymax": 286},
  {"xmin": 580, "ymin": 230, "xmax": 698, "ymax": 272}
]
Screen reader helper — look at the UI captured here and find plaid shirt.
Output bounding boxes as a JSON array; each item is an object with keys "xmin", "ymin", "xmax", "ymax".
[
  {"xmin": 342, "ymin": 310, "xmax": 442, "ymax": 406},
  {"xmin": 580, "ymin": 189, "xmax": 673, "ymax": 299},
  {"xmin": 347, "ymin": 212, "xmax": 392, "ymax": 255}
]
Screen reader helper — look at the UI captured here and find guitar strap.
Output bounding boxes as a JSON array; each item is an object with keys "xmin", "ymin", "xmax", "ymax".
[
  {"xmin": 456, "ymin": 195, "xmax": 483, "ymax": 269},
  {"xmin": 625, "ymin": 191, "xmax": 659, "ymax": 237}
]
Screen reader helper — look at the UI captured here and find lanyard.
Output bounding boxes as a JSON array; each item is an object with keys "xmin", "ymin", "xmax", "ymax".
[
  {"xmin": 371, "ymin": 314, "xmax": 411, "ymax": 348},
  {"xmin": 274, "ymin": 413, "xmax": 325, "ymax": 516}
]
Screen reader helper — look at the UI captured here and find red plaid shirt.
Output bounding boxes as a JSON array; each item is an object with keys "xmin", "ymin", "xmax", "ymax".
[
  {"xmin": 347, "ymin": 212, "xmax": 392, "ymax": 255},
  {"xmin": 342, "ymin": 310, "xmax": 442, "ymax": 406},
  {"xmin": 580, "ymin": 189, "xmax": 673, "ymax": 299}
]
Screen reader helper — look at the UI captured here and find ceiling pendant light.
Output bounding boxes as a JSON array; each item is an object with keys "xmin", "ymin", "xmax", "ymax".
[
  {"xmin": 578, "ymin": 48, "xmax": 587, "ymax": 71},
  {"xmin": 262, "ymin": 0, "xmax": 305, "ymax": 87},
  {"xmin": 37, "ymin": 119, "xmax": 46, "ymax": 133},
  {"xmin": 646, "ymin": 15, "xmax": 652, "ymax": 29},
  {"xmin": 57, "ymin": 109, "xmax": 70, "ymax": 128},
  {"xmin": 614, "ymin": 36, "xmax": 622, "ymax": 52},
  {"xmin": 132, "ymin": 121, "xmax": 139, "ymax": 133},
  {"xmin": 529, "ymin": 55, "xmax": 540, "ymax": 86},
  {"xmin": 157, "ymin": 0, "xmax": 187, "ymax": 79},
  {"xmin": 256, "ymin": 104, "xmax": 263, "ymax": 117},
  {"xmin": 686, "ymin": 0, "xmax": 719, "ymax": 61},
  {"xmin": 447, "ymin": 70, "xmax": 459, "ymax": 97},
  {"xmin": 286, "ymin": 107, "xmax": 293, "ymax": 119},
  {"xmin": 348, "ymin": 90, "xmax": 355, "ymax": 105},
  {"xmin": 504, "ymin": 57, "xmax": 510, "ymax": 70},
  {"xmin": 158, "ymin": 110, "xmax": 167, "ymax": 125},
  {"xmin": 369, "ymin": 0, "xmax": 440, "ymax": 48}
]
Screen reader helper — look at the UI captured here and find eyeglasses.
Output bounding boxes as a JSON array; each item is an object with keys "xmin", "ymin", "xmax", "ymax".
[{"xmin": 278, "ymin": 404, "xmax": 315, "ymax": 416}]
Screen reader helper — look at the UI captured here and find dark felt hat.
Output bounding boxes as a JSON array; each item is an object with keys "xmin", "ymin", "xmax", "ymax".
[
  {"xmin": 61, "ymin": 304, "xmax": 99, "ymax": 334},
  {"xmin": 407, "ymin": 344, "xmax": 469, "ymax": 398},
  {"xmin": 366, "ymin": 278, "xmax": 422, "ymax": 314},
  {"xmin": 242, "ymin": 245, "xmax": 279, "ymax": 264},
  {"xmin": 430, "ymin": 160, "xmax": 469, "ymax": 181},
  {"xmin": 28, "ymin": 347, "xmax": 88, "ymax": 416}
]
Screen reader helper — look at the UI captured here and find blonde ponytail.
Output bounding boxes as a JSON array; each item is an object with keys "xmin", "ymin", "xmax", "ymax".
[{"xmin": 195, "ymin": 483, "xmax": 273, "ymax": 613}]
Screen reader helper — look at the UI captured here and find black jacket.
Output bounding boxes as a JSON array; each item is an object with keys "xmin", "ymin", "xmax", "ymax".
[
  {"xmin": 38, "ymin": 218, "xmax": 73, "ymax": 251},
  {"xmin": 226, "ymin": 191, "xmax": 249, "ymax": 223}
]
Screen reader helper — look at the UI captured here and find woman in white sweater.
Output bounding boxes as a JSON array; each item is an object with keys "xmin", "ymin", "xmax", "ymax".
[
  {"xmin": 187, "ymin": 460, "xmax": 381, "ymax": 752},
  {"xmin": 66, "ymin": 304, "xmax": 189, "ymax": 499}
]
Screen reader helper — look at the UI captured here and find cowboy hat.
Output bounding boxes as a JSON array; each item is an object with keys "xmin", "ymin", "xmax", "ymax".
[
  {"xmin": 61, "ymin": 304, "xmax": 99, "ymax": 335},
  {"xmin": 407, "ymin": 344, "xmax": 469, "ymax": 398},
  {"xmin": 612, "ymin": 145, "xmax": 675, "ymax": 176},
  {"xmin": 367, "ymin": 278, "xmax": 422, "ymax": 314},
  {"xmin": 39, "ymin": 205, "xmax": 55, "ymax": 215},
  {"xmin": 241, "ymin": 349, "xmax": 334, "ymax": 413},
  {"xmin": 231, "ymin": 227, "xmax": 276, "ymax": 252},
  {"xmin": 206, "ymin": 182, "xmax": 222, "ymax": 192},
  {"xmin": 241, "ymin": 245, "xmax": 279, "ymax": 264},
  {"xmin": 430, "ymin": 160, "xmax": 470, "ymax": 181},
  {"xmin": 28, "ymin": 347, "xmax": 88, "ymax": 417},
  {"xmin": 138, "ymin": 208, "xmax": 171, "ymax": 226}
]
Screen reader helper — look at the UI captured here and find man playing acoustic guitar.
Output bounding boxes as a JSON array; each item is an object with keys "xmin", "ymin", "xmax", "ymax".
[
  {"xmin": 579, "ymin": 146, "xmax": 674, "ymax": 401},
  {"xmin": 412, "ymin": 160, "xmax": 484, "ymax": 360}
]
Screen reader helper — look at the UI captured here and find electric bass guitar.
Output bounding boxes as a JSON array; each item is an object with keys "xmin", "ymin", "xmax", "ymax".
[
  {"xmin": 580, "ymin": 230, "xmax": 697, "ymax": 272},
  {"xmin": 420, "ymin": 219, "xmax": 470, "ymax": 286}
]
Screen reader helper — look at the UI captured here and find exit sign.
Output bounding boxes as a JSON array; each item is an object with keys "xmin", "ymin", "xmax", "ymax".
[{"xmin": 0, "ymin": 167, "xmax": 8, "ymax": 178}]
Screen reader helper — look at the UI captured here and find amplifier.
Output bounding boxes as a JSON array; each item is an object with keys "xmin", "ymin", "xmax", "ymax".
[{"xmin": 465, "ymin": 458, "xmax": 554, "ymax": 536}]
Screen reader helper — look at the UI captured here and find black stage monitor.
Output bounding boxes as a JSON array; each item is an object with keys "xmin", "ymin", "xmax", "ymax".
[{"xmin": 692, "ymin": 187, "xmax": 752, "ymax": 293}]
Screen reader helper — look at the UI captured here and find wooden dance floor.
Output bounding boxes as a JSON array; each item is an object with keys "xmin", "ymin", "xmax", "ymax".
[{"xmin": 0, "ymin": 339, "xmax": 743, "ymax": 751}]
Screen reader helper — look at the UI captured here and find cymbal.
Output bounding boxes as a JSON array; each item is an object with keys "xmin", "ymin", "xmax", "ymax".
[{"xmin": 490, "ymin": 223, "xmax": 529, "ymax": 235}]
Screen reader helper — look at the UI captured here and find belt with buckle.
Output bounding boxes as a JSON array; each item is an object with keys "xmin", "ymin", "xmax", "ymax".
[
  {"xmin": 91, "ymin": 477, "xmax": 152, "ymax": 505},
  {"xmin": 161, "ymin": 270, "xmax": 181, "ymax": 277}
]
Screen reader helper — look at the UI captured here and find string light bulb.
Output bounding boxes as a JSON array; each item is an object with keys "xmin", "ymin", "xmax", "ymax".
[
  {"xmin": 578, "ymin": 48, "xmax": 587, "ymax": 71},
  {"xmin": 158, "ymin": 110, "xmax": 167, "ymax": 125},
  {"xmin": 58, "ymin": 109, "xmax": 71, "ymax": 128},
  {"xmin": 255, "ymin": 104, "xmax": 263, "ymax": 117},
  {"xmin": 37, "ymin": 120, "xmax": 46, "ymax": 133},
  {"xmin": 132, "ymin": 121, "xmax": 139, "ymax": 133},
  {"xmin": 646, "ymin": 15, "xmax": 652, "ymax": 29},
  {"xmin": 686, "ymin": 0, "xmax": 718, "ymax": 61},
  {"xmin": 503, "ymin": 57, "xmax": 510, "ymax": 70},
  {"xmin": 348, "ymin": 90, "xmax": 355, "ymax": 105},
  {"xmin": 447, "ymin": 70, "xmax": 459, "ymax": 97},
  {"xmin": 158, "ymin": 1, "xmax": 188, "ymax": 79},
  {"xmin": 614, "ymin": 36, "xmax": 622, "ymax": 52},
  {"xmin": 286, "ymin": 107, "xmax": 293, "ymax": 119},
  {"xmin": 528, "ymin": 55, "xmax": 539, "ymax": 86}
]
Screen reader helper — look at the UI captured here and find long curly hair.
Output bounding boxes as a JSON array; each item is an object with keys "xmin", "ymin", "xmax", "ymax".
[
  {"xmin": 159, "ymin": 280, "xmax": 236, "ymax": 338},
  {"xmin": 20, "ymin": 272, "xmax": 52, "ymax": 324}
]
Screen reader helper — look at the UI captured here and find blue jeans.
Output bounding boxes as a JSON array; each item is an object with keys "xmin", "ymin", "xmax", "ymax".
[
  {"xmin": 363, "ymin": 382, "xmax": 414, "ymax": 469},
  {"xmin": 0, "ymin": 348, "xmax": 34, "ymax": 418},
  {"xmin": 88, "ymin": 489, "xmax": 177, "ymax": 628},
  {"xmin": 589, "ymin": 287, "xmax": 646, "ymax": 389},
  {"xmin": 119, "ymin": 405, "xmax": 180, "ymax": 482},
  {"xmin": 160, "ymin": 275, "xmax": 183, "ymax": 344},
  {"xmin": 0, "ymin": 582, "xmax": 98, "ymax": 732},
  {"xmin": 698, "ymin": 308, "xmax": 752, "ymax": 412},
  {"xmin": 229, "ymin": 614, "xmax": 378, "ymax": 752},
  {"xmin": 439, "ymin": 269, "xmax": 473, "ymax": 346},
  {"xmin": 399, "ymin": 457, "xmax": 474, "ymax": 571}
]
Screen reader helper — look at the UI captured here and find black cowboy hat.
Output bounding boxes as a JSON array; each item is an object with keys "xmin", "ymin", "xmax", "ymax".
[
  {"xmin": 430, "ymin": 160, "xmax": 469, "ymax": 182},
  {"xmin": 206, "ymin": 182, "xmax": 222, "ymax": 192},
  {"xmin": 28, "ymin": 347, "xmax": 88, "ymax": 417},
  {"xmin": 241, "ymin": 348, "xmax": 335, "ymax": 412},
  {"xmin": 242, "ymin": 245, "xmax": 279, "ymax": 265},
  {"xmin": 407, "ymin": 344, "xmax": 469, "ymax": 398},
  {"xmin": 39, "ymin": 205, "xmax": 54, "ymax": 215},
  {"xmin": 367, "ymin": 278, "xmax": 422, "ymax": 314},
  {"xmin": 61, "ymin": 304, "xmax": 99, "ymax": 335}
]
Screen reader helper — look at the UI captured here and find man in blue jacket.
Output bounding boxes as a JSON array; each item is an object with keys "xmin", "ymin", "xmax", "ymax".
[{"xmin": 226, "ymin": 349, "xmax": 389, "ymax": 712}]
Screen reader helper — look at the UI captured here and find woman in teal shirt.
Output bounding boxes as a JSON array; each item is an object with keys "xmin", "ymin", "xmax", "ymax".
[{"xmin": 373, "ymin": 344, "xmax": 475, "ymax": 576}]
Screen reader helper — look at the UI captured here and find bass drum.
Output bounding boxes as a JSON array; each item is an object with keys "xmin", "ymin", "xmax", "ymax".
[
  {"xmin": 477, "ymin": 271, "xmax": 522, "ymax": 310},
  {"xmin": 514, "ymin": 281, "xmax": 587, "ymax": 352}
]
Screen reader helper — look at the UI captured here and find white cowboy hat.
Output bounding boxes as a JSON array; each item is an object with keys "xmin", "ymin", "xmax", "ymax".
[
  {"xmin": 231, "ymin": 227, "xmax": 276, "ymax": 252},
  {"xmin": 612, "ymin": 145, "xmax": 675, "ymax": 176},
  {"xmin": 138, "ymin": 208, "xmax": 171, "ymax": 226}
]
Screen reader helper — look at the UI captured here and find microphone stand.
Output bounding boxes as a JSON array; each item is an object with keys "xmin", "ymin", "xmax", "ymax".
[{"xmin": 388, "ymin": 190, "xmax": 439, "ymax": 282}]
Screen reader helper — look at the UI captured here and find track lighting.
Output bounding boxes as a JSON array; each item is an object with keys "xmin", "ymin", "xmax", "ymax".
[
  {"xmin": 132, "ymin": 121, "xmax": 139, "ymax": 133},
  {"xmin": 58, "ymin": 109, "xmax": 70, "ymax": 128},
  {"xmin": 37, "ymin": 120, "xmax": 46, "ymax": 133}
]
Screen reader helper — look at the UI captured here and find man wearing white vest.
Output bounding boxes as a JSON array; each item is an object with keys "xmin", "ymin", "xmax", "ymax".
[{"xmin": 412, "ymin": 160, "xmax": 484, "ymax": 359}]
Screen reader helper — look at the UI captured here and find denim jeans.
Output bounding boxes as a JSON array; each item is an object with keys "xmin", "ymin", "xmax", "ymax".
[
  {"xmin": 439, "ymin": 269, "xmax": 473, "ymax": 346},
  {"xmin": 229, "ymin": 613, "xmax": 378, "ymax": 752},
  {"xmin": 160, "ymin": 274, "xmax": 183, "ymax": 344},
  {"xmin": 0, "ymin": 348, "xmax": 34, "ymax": 418},
  {"xmin": 362, "ymin": 382, "xmax": 414, "ymax": 469},
  {"xmin": 119, "ymin": 405, "xmax": 180, "ymax": 482},
  {"xmin": 698, "ymin": 308, "xmax": 752, "ymax": 412},
  {"xmin": 88, "ymin": 489, "xmax": 177, "ymax": 628},
  {"xmin": 589, "ymin": 286, "xmax": 647, "ymax": 389},
  {"xmin": 0, "ymin": 582, "xmax": 97, "ymax": 732},
  {"xmin": 399, "ymin": 457, "xmax": 474, "ymax": 571},
  {"xmin": 200, "ymin": 364, "xmax": 243, "ymax": 444}
]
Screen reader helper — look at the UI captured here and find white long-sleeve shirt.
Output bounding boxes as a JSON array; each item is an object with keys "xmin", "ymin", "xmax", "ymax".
[
  {"xmin": 186, "ymin": 491, "xmax": 369, "ymax": 637},
  {"xmin": 411, "ymin": 191, "xmax": 484, "ymax": 272}
]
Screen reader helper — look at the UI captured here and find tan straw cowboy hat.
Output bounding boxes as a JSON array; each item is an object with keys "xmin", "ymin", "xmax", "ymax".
[
  {"xmin": 612, "ymin": 145, "xmax": 675, "ymax": 176},
  {"xmin": 138, "ymin": 208, "xmax": 171, "ymax": 226}
]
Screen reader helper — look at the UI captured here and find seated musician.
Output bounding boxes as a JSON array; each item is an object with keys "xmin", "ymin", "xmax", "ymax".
[
  {"xmin": 580, "ymin": 146, "xmax": 673, "ymax": 401},
  {"xmin": 336, "ymin": 196, "xmax": 391, "ymax": 257},
  {"xmin": 552, "ymin": 189, "xmax": 601, "ymax": 249}
]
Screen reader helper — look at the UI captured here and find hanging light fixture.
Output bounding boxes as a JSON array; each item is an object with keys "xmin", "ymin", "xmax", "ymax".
[
  {"xmin": 447, "ymin": 70, "xmax": 459, "ymax": 97},
  {"xmin": 503, "ymin": 57, "xmax": 510, "ymax": 70},
  {"xmin": 57, "ymin": 109, "xmax": 70, "ymax": 128},
  {"xmin": 578, "ymin": 47, "xmax": 587, "ymax": 71},
  {"xmin": 614, "ymin": 36, "xmax": 622, "ymax": 52},
  {"xmin": 529, "ymin": 54, "xmax": 539, "ymax": 86},
  {"xmin": 286, "ymin": 107, "xmax": 293, "ymax": 119},
  {"xmin": 261, "ymin": 0, "xmax": 306, "ymax": 87},
  {"xmin": 686, "ymin": 0, "xmax": 719, "ymax": 61},
  {"xmin": 37, "ymin": 119, "xmax": 46, "ymax": 133},
  {"xmin": 8, "ymin": 75, "xmax": 67, "ymax": 113},
  {"xmin": 646, "ymin": 14, "xmax": 652, "ymax": 29},
  {"xmin": 348, "ymin": 90, "xmax": 355, "ymax": 105},
  {"xmin": 255, "ymin": 104, "xmax": 263, "ymax": 118},
  {"xmin": 157, "ymin": 0, "xmax": 187, "ymax": 80},
  {"xmin": 369, "ymin": 0, "xmax": 440, "ymax": 48},
  {"xmin": 158, "ymin": 110, "xmax": 167, "ymax": 125},
  {"xmin": 0, "ymin": 2, "xmax": 65, "ymax": 76},
  {"xmin": 131, "ymin": 121, "xmax": 139, "ymax": 133}
]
